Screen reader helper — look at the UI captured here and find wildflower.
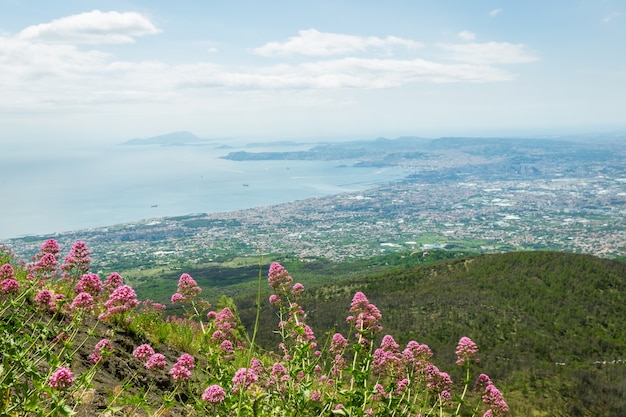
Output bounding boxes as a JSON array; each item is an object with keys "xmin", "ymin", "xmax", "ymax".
[
  {"xmin": 310, "ymin": 390, "xmax": 322, "ymax": 402},
  {"xmin": 102, "ymin": 285, "xmax": 139, "ymax": 319},
  {"xmin": 482, "ymin": 382, "xmax": 509, "ymax": 416},
  {"xmin": 0, "ymin": 264, "xmax": 15, "ymax": 280},
  {"xmin": 373, "ymin": 383, "xmax": 389, "ymax": 400},
  {"xmin": 53, "ymin": 332, "xmax": 69, "ymax": 343},
  {"xmin": 171, "ymin": 292, "xmax": 185, "ymax": 304},
  {"xmin": 426, "ymin": 364, "xmax": 453, "ymax": 393},
  {"xmin": 347, "ymin": 292, "xmax": 383, "ymax": 337},
  {"xmin": 0, "ymin": 278, "xmax": 19, "ymax": 295},
  {"xmin": 103, "ymin": 272, "xmax": 124, "ymax": 292},
  {"xmin": 267, "ymin": 262, "xmax": 293, "ymax": 294},
  {"xmin": 169, "ymin": 363, "xmax": 192, "ymax": 381},
  {"xmin": 202, "ymin": 384, "xmax": 226, "ymax": 403},
  {"xmin": 455, "ymin": 336, "xmax": 479, "ymax": 366},
  {"xmin": 133, "ymin": 344, "xmax": 155, "ymax": 361},
  {"xmin": 219, "ymin": 339, "xmax": 234, "ymax": 355},
  {"xmin": 146, "ymin": 353, "xmax": 167, "ymax": 370},
  {"xmin": 475, "ymin": 373, "xmax": 492, "ymax": 391},
  {"xmin": 269, "ymin": 294, "xmax": 281, "ymax": 306},
  {"xmin": 60, "ymin": 241, "xmax": 91, "ymax": 280},
  {"xmin": 177, "ymin": 353, "xmax": 195, "ymax": 370},
  {"xmin": 174, "ymin": 273, "xmax": 202, "ymax": 302},
  {"xmin": 70, "ymin": 292, "xmax": 94, "ymax": 311},
  {"xmin": 291, "ymin": 282, "xmax": 304, "ymax": 297},
  {"xmin": 34, "ymin": 289, "xmax": 53, "ymax": 308},
  {"xmin": 48, "ymin": 366, "xmax": 74, "ymax": 390},
  {"xmin": 330, "ymin": 333, "xmax": 348, "ymax": 354},
  {"xmin": 169, "ymin": 353, "xmax": 195, "ymax": 382},
  {"xmin": 90, "ymin": 338, "xmax": 113, "ymax": 363},
  {"xmin": 75, "ymin": 273, "xmax": 103, "ymax": 296},
  {"xmin": 232, "ymin": 367, "xmax": 258, "ymax": 392},
  {"xmin": 39, "ymin": 239, "xmax": 61, "ymax": 257}
]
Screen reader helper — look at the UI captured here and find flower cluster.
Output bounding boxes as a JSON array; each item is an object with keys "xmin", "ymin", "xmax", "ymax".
[
  {"xmin": 60, "ymin": 241, "xmax": 91, "ymax": 281},
  {"xmin": 346, "ymin": 291, "xmax": 383, "ymax": 339},
  {"xmin": 0, "ymin": 264, "xmax": 19, "ymax": 295},
  {"xmin": 90, "ymin": 338, "xmax": 113, "ymax": 363},
  {"xmin": 171, "ymin": 273, "xmax": 202, "ymax": 303},
  {"xmin": 48, "ymin": 366, "xmax": 74, "ymax": 390},
  {"xmin": 169, "ymin": 353, "xmax": 195, "ymax": 382},
  {"xmin": 75, "ymin": 273, "xmax": 103, "ymax": 297},
  {"xmin": 100, "ymin": 284, "xmax": 139, "ymax": 320},
  {"xmin": 70, "ymin": 292, "xmax": 94, "ymax": 312},
  {"xmin": 456, "ymin": 336, "xmax": 479, "ymax": 366},
  {"xmin": 267, "ymin": 262, "xmax": 293, "ymax": 295},
  {"xmin": 202, "ymin": 384, "xmax": 226, "ymax": 403},
  {"xmin": 478, "ymin": 375, "xmax": 509, "ymax": 416}
]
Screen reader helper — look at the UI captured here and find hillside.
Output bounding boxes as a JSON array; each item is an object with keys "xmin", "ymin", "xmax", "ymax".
[
  {"xmin": 2, "ymin": 241, "xmax": 625, "ymax": 416},
  {"xmin": 237, "ymin": 251, "xmax": 626, "ymax": 416}
]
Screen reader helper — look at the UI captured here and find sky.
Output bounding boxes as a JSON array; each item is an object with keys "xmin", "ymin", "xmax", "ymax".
[{"xmin": 1, "ymin": 0, "xmax": 625, "ymax": 146}]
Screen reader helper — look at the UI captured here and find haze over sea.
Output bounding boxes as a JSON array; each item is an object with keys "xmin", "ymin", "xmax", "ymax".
[{"xmin": 0, "ymin": 141, "xmax": 406, "ymax": 240}]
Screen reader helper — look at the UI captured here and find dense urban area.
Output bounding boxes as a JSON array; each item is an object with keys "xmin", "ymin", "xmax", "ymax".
[{"xmin": 4, "ymin": 135, "xmax": 625, "ymax": 273}]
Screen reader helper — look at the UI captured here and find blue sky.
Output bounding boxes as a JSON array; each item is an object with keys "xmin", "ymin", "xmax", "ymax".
[{"xmin": 1, "ymin": 0, "xmax": 625, "ymax": 145}]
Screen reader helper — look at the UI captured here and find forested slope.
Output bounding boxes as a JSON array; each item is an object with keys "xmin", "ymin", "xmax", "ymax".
[{"xmin": 238, "ymin": 251, "xmax": 626, "ymax": 416}]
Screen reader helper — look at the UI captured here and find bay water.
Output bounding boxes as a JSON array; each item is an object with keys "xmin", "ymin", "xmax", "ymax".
[{"xmin": 0, "ymin": 142, "xmax": 406, "ymax": 240}]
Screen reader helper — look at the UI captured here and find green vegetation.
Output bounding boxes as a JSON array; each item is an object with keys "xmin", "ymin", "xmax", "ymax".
[
  {"xmin": 236, "ymin": 251, "xmax": 626, "ymax": 416},
  {"xmin": 1, "ymin": 240, "xmax": 508, "ymax": 416},
  {"xmin": 2, "ymin": 236, "xmax": 625, "ymax": 416}
]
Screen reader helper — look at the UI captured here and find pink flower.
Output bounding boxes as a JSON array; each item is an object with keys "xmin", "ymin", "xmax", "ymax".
[
  {"xmin": 347, "ymin": 292, "xmax": 383, "ymax": 336},
  {"xmin": 39, "ymin": 239, "xmax": 60, "ymax": 257},
  {"xmin": 70, "ymin": 292, "xmax": 94, "ymax": 311},
  {"xmin": 102, "ymin": 285, "xmax": 139, "ymax": 318},
  {"xmin": 133, "ymin": 344, "xmax": 155, "ymax": 361},
  {"xmin": 232, "ymin": 367, "xmax": 258, "ymax": 392},
  {"xmin": 169, "ymin": 353, "xmax": 195, "ymax": 381},
  {"xmin": 202, "ymin": 384, "xmax": 226, "ymax": 403},
  {"xmin": 32, "ymin": 253, "xmax": 58, "ymax": 278},
  {"xmin": 0, "ymin": 278, "xmax": 19, "ymax": 295},
  {"xmin": 169, "ymin": 364, "xmax": 192, "ymax": 381},
  {"xmin": 75, "ymin": 273, "xmax": 103, "ymax": 296},
  {"xmin": 330, "ymin": 333, "xmax": 348, "ymax": 354},
  {"xmin": 455, "ymin": 336, "xmax": 479, "ymax": 365},
  {"xmin": 103, "ymin": 272, "xmax": 124, "ymax": 292},
  {"xmin": 34, "ymin": 289, "xmax": 53, "ymax": 308},
  {"xmin": 48, "ymin": 366, "xmax": 74, "ymax": 390},
  {"xmin": 176, "ymin": 273, "xmax": 202, "ymax": 300},
  {"xmin": 291, "ymin": 282, "xmax": 304, "ymax": 297},
  {"xmin": 176, "ymin": 353, "xmax": 195, "ymax": 370},
  {"xmin": 146, "ymin": 353, "xmax": 167, "ymax": 370},
  {"xmin": 0, "ymin": 264, "xmax": 15, "ymax": 280},
  {"xmin": 267, "ymin": 262, "xmax": 293, "ymax": 293},
  {"xmin": 310, "ymin": 390, "xmax": 322, "ymax": 402},
  {"xmin": 426, "ymin": 365, "xmax": 453, "ymax": 393},
  {"xmin": 171, "ymin": 292, "xmax": 185, "ymax": 304},
  {"xmin": 269, "ymin": 294, "xmax": 281, "ymax": 306},
  {"xmin": 90, "ymin": 338, "xmax": 113, "ymax": 363},
  {"xmin": 482, "ymin": 382, "xmax": 509, "ymax": 416},
  {"xmin": 60, "ymin": 241, "xmax": 91, "ymax": 280},
  {"xmin": 475, "ymin": 373, "xmax": 492, "ymax": 391}
]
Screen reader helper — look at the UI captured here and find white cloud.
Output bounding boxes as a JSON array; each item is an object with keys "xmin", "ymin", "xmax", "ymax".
[
  {"xmin": 603, "ymin": 12, "xmax": 621, "ymax": 23},
  {"xmin": 177, "ymin": 58, "xmax": 514, "ymax": 90},
  {"xmin": 253, "ymin": 28, "xmax": 422, "ymax": 56},
  {"xmin": 0, "ymin": 14, "xmax": 535, "ymax": 117},
  {"xmin": 17, "ymin": 10, "xmax": 160, "ymax": 44},
  {"xmin": 437, "ymin": 42, "xmax": 539, "ymax": 65},
  {"xmin": 489, "ymin": 8, "xmax": 503, "ymax": 17},
  {"xmin": 458, "ymin": 31, "xmax": 476, "ymax": 41}
]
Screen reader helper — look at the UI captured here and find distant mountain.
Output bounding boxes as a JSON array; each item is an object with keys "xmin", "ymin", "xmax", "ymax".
[{"xmin": 120, "ymin": 131, "xmax": 211, "ymax": 146}]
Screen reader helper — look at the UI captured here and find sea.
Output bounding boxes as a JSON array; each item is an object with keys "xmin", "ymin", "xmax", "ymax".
[{"xmin": 0, "ymin": 141, "xmax": 407, "ymax": 240}]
